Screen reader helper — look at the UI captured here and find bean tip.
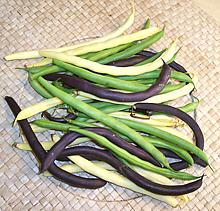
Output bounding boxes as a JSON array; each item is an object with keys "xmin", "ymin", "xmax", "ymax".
[{"xmin": 13, "ymin": 118, "xmax": 18, "ymax": 127}]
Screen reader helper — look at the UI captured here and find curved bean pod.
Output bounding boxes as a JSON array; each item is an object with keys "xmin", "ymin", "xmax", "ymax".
[{"xmin": 5, "ymin": 96, "xmax": 106, "ymax": 189}]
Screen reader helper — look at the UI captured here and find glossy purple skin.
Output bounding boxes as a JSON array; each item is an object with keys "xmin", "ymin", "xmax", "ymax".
[
  {"xmin": 47, "ymin": 145, "xmax": 204, "ymax": 195},
  {"xmin": 5, "ymin": 96, "xmax": 106, "ymax": 189},
  {"xmin": 133, "ymin": 103, "xmax": 206, "ymax": 169},
  {"xmin": 41, "ymin": 127, "xmax": 161, "ymax": 172},
  {"xmin": 108, "ymin": 55, "xmax": 147, "ymax": 66},
  {"xmin": 44, "ymin": 62, "xmax": 171, "ymax": 102},
  {"xmin": 137, "ymin": 50, "xmax": 187, "ymax": 73}
]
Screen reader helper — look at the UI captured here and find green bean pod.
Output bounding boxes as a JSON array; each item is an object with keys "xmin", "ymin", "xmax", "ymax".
[
  {"xmin": 28, "ymin": 78, "xmax": 52, "ymax": 99},
  {"xmin": 144, "ymin": 136, "xmax": 194, "ymax": 165},
  {"xmin": 179, "ymin": 101, "xmax": 199, "ymax": 113},
  {"xmin": 135, "ymin": 50, "xmax": 166, "ymax": 66},
  {"xmin": 31, "ymin": 65, "xmax": 65, "ymax": 80},
  {"xmin": 98, "ymin": 29, "xmax": 164, "ymax": 64},
  {"xmin": 117, "ymin": 118, "xmax": 208, "ymax": 165},
  {"xmin": 118, "ymin": 70, "xmax": 192, "ymax": 82}
]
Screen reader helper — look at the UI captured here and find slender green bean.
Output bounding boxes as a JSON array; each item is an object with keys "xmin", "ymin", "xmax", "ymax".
[
  {"xmin": 86, "ymin": 19, "xmax": 151, "ymax": 62},
  {"xmin": 118, "ymin": 70, "xmax": 192, "ymax": 82},
  {"xmin": 144, "ymin": 136, "xmax": 193, "ymax": 165},
  {"xmin": 31, "ymin": 65, "xmax": 65, "ymax": 80},
  {"xmin": 18, "ymin": 65, "xmax": 49, "ymax": 74},
  {"xmin": 136, "ymin": 78, "xmax": 157, "ymax": 84},
  {"xmin": 89, "ymin": 102, "xmax": 115, "ymax": 109},
  {"xmin": 135, "ymin": 50, "xmax": 166, "ymax": 66},
  {"xmin": 88, "ymin": 43, "xmax": 132, "ymax": 62},
  {"xmin": 179, "ymin": 101, "xmax": 199, "ymax": 113},
  {"xmin": 28, "ymin": 78, "xmax": 52, "ymax": 98},
  {"xmin": 116, "ymin": 118, "xmax": 208, "ymax": 165},
  {"xmin": 98, "ymin": 29, "xmax": 164, "ymax": 64},
  {"xmin": 79, "ymin": 51, "xmax": 97, "ymax": 59},
  {"xmin": 38, "ymin": 76, "xmax": 171, "ymax": 169},
  {"xmin": 31, "ymin": 119, "xmax": 197, "ymax": 180},
  {"xmin": 77, "ymin": 104, "xmax": 130, "ymax": 119}
]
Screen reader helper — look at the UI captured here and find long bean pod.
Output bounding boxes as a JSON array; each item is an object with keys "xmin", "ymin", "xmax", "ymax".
[
  {"xmin": 31, "ymin": 65, "xmax": 65, "ymax": 80},
  {"xmin": 28, "ymin": 79, "xmax": 53, "ymax": 99},
  {"xmin": 97, "ymin": 29, "xmax": 164, "ymax": 64},
  {"xmin": 118, "ymin": 69, "xmax": 192, "ymax": 82}
]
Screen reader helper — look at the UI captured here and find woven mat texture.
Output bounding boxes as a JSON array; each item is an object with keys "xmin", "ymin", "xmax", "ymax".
[{"xmin": 0, "ymin": 0, "xmax": 220, "ymax": 210}]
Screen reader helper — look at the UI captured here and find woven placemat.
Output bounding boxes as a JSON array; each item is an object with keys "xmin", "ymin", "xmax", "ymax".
[{"xmin": 1, "ymin": 0, "xmax": 220, "ymax": 210}]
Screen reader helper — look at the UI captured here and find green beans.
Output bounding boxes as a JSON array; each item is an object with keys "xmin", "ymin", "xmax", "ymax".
[
  {"xmin": 117, "ymin": 118, "xmax": 208, "ymax": 165},
  {"xmin": 135, "ymin": 50, "xmax": 166, "ymax": 66},
  {"xmin": 28, "ymin": 78, "xmax": 52, "ymax": 99},
  {"xmin": 31, "ymin": 119, "xmax": 197, "ymax": 180},
  {"xmin": 118, "ymin": 70, "xmax": 192, "ymax": 83},
  {"xmin": 79, "ymin": 19, "xmax": 151, "ymax": 63},
  {"xmin": 77, "ymin": 104, "xmax": 130, "ymax": 119},
  {"xmin": 38, "ymin": 76, "xmax": 171, "ymax": 169},
  {"xmin": 88, "ymin": 43, "xmax": 132, "ymax": 62},
  {"xmin": 179, "ymin": 101, "xmax": 199, "ymax": 113},
  {"xmin": 144, "ymin": 136, "xmax": 194, "ymax": 165},
  {"xmin": 98, "ymin": 29, "xmax": 164, "ymax": 64},
  {"xmin": 31, "ymin": 65, "xmax": 65, "ymax": 80}
]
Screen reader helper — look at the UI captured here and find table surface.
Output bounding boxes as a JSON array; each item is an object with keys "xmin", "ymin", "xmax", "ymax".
[
  {"xmin": 1, "ymin": 0, "xmax": 220, "ymax": 210},
  {"xmin": 193, "ymin": 0, "xmax": 220, "ymax": 23}
]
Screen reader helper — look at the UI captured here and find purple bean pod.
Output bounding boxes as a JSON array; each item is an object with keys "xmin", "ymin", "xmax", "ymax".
[{"xmin": 5, "ymin": 96, "xmax": 106, "ymax": 189}]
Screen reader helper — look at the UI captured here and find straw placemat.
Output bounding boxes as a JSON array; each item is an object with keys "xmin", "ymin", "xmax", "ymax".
[{"xmin": 1, "ymin": 0, "xmax": 219, "ymax": 210}]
